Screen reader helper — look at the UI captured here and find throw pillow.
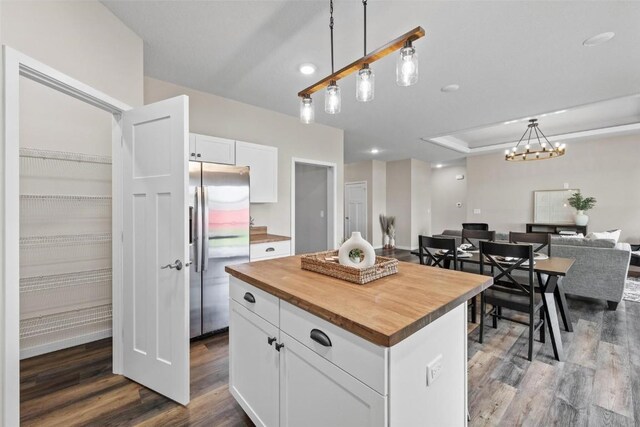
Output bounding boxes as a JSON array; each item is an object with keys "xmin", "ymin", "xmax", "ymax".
[{"xmin": 587, "ymin": 229, "xmax": 621, "ymax": 243}]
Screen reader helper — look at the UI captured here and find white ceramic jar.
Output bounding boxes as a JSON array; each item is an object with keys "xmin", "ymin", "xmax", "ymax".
[{"xmin": 338, "ymin": 232, "xmax": 376, "ymax": 269}]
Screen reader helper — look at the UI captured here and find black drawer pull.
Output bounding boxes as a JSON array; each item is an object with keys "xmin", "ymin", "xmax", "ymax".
[
  {"xmin": 267, "ymin": 336, "xmax": 277, "ymax": 346},
  {"xmin": 310, "ymin": 329, "xmax": 332, "ymax": 347},
  {"xmin": 243, "ymin": 292, "xmax": 256, "ymax": 303},
  {"xmin": 275, "ymin": 342, "xmax": 284, "ymax": 352},
  {"xmin": 266, "ymin": 247, "xmax": 275, "ymax": 252}
]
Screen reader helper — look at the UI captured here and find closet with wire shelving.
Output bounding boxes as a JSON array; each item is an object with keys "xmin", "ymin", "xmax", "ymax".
[{"xmin": 19, "ymin": 147, "xmax": 113, "ymax": 359}]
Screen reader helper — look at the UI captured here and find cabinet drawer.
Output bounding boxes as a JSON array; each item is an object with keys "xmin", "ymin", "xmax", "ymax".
[
  {"xmin": 280, "ymin": 301, "xmax": 388, "ymax": 395},
  {"xmin": 229, "ymin": 277, "xmax": 279, "ymax": 327},
  {"xmin": 250, "ymin": 240, "xmax": 290, "ymax": 261}
]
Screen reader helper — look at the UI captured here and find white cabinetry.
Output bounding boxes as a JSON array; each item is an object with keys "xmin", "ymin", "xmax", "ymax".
[
  {"xmin": 235, "ymin": 141, "xmax": 278, "ymax": 203},
  {"xmin": 189, "ymin": 133, "xmax": 235, "ymax": 164},
  {"xmin": 250, "ymin": 240, "xmax": 290, "ymax": 262}
]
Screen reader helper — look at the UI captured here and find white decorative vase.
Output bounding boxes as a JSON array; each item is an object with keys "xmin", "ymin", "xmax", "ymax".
[
  {"xmin": 339, "ymin": 232, "xmax": 376, "ymax": 269},
  {"xmin": 575, "ymin": 210, "xmax": 589, "ymax": 226},
  {"xmin": 389, "ymin": 236, "xmax": 396, "ymax": 249},
  {"xmin": 383, "ymin": 234, "xmax": 390, "ymax": 248}
]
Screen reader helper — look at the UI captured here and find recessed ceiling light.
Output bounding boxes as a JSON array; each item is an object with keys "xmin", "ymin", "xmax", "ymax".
[
  {"xmin": 435, "ymin": 164, "xmax": 443, "ymax": 168},
  {"xmin": 583, "ymin": 32, "xmax": 615, "ymax": 47},
  {"xmin": 299, "ymin": 63, "xmax": 317, "ymax": 75},
  {"xmin": 441, "ymin": 84, "xmax": 460, "ymax": 93},
  {"xmin": 370, "ymin": 148, "xmax": 379, "ymax": 154}
]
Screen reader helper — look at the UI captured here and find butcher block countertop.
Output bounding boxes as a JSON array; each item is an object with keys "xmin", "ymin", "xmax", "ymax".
[
  {"xmin": 225, "ymin": 256, "xmax": 493, "ymax": 347},
  {"xmin": 249, "ymin": 234, "xmax": 291, "ymax": 244}
]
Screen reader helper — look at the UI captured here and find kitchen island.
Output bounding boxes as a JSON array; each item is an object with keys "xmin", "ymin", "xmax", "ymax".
[{"xmin": 225, "ymin": 256, "xmax": 492, "ymax": 427}]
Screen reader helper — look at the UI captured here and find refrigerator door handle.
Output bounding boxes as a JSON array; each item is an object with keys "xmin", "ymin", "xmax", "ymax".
[
  {"xmin": 203, "ymin": 186, "xmax": 210, "ymax": 272},
  {"xmin": 195, "ymin": 186, "xmax": 202, "ymax": 273}
]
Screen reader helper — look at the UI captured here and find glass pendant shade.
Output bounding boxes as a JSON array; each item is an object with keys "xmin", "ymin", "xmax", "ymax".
[
  {"xmin": 299, "ymin": 96, "xmax": 314, "ymax": 124},
  {"xmin": 356, "ymin": 65, "xmax": 375, "ymax": 102},
  {"xmin": 325, "ymin": 81, "xmax": 341, "ymax": 114},
  {"xmin": 396, "ymin": 43, "xmax": 419, "ymax": 87}
]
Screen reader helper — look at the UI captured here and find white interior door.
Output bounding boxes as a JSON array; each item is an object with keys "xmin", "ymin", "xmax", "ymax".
[
  {"xmin": 122, "ymin": 95, "xmax": 190, "ymax": 405},
  {"xmin": 344, "ymin": 182, "xmax": 367, "ymax": 240}
]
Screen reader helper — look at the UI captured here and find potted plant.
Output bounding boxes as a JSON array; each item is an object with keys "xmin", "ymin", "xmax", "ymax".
[{"xmin": 568, "ymin": 191, "xmax": 596, "ymax": 226}]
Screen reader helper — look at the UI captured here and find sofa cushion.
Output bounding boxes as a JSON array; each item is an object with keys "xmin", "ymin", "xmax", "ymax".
[
  {"xmin": 551, "ymin": 236, "xmax": 616, "ymax": 248},
  {"xmin": 587, "ymin": 229, "xmax": 621, "ymax": 244}
]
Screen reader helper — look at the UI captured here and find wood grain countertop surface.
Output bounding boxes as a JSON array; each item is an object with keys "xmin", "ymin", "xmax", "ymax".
[
  {"xmin": 249, "ymin": 234, "xmax": 291, "ymax": 244},
  {"xmin": 226, "ymin": 256, "xmax": 493, "ymax": 347}
]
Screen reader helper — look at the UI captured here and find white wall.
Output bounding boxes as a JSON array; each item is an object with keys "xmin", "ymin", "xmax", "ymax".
[
  {"xmin": 386, "ymin": 160, "xmax": 412, "ymax": 249},
  {"xmin": 144, "ymin": 77, "xmax": 344, "ymax": 243},
  {"xmin": 410, "ymin": 159, "xmax": 431, "ymax": 248},
  {"xmin": 466, "ymin": 134, "xmax": 640, "ymax": 241},
  {"xmin": 431, "ymin": 165, "xmax": 468, "ymax": 233},
  {"xmin": 0, "ymin": 2, "xmax": 143, "ymax": 424}
]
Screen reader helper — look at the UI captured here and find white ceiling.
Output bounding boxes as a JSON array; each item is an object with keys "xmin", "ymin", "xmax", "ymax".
[{"xmin": 102, "ymin": 1, "xmax": 640, "ymax": 164}]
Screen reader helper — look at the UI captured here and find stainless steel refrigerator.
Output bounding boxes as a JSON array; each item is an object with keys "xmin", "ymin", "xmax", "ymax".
[{"xmin": 189, "ymin": 162, "xmax": 250, "ymax": 338}]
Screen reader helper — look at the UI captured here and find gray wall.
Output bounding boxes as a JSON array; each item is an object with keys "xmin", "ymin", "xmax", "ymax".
[
  {"xmin": 145, "ymin": 77, "xmax": 345, "ymax": 243},
  {"xmin": 431, "ymin": 165, "xmax": 468, "ymax": 233},
  {"xmin": 466, "ymin": 134, "xmax": 640, "ymax": 242},
  {"xmin": 295, "ymin": 164, "xmax": 328, "ymax": 254}
]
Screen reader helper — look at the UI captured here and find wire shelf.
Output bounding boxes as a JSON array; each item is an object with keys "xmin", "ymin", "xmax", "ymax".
[
  {"xmin": 20, "ymin": 233, "xmax": 112, "ymax": 248},
  {"xmin": 20, "ymin": 194, "xmax": 112, "ymax": 221},
  {"xmin": 19, "ymin": 148, "xmax": 112, "ymax": 165},
  {"xmin": 20, "ymin": 304, "xmax": 112, "ymax": 340},
  {"xmin": 20, "ymin": 268, "xmax": 112, "ymax": 293}
]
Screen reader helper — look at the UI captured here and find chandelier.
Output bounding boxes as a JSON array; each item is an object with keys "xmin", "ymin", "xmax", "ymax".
[
  {"xmin": 505, "ymin": 119, "xmax": 566, "ymax": 162},
  {"xmin": 299, "ymin": 0, "xmax": 425, "ymax": 124}
]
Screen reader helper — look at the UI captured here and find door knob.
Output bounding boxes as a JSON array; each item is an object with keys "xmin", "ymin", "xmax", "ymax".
[{"xmin": 161, "ymin": 259, "xmax": 183, "ymax": 271}]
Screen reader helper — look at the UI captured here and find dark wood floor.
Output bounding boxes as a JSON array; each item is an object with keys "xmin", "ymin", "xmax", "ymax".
[{"xmin": 21, "ymin": 250, "xmax": 640, "ymax": 426}]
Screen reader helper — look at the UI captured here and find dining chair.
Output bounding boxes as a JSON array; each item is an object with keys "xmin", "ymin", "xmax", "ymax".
[
  {"xmin": 461, "ymin": 229, "xmax": 496, "ymax": 248},
  {"xmin": 418, "ymin": 235, "xmax": 478, "ymax": 323},
  {"xmin": 418, "ymin": 235, "xmax": 458, "ymax": 270},
  {"xmin": 509, "ymin": 232, "xmax": 551, "ymax": 256},
  {"xmin": 479, "ymin": 241, "xmax": 545, "ymax": 361},
  {"xmin": 462, "ymin": 223, "xmax": 489, "ymax": 231}
]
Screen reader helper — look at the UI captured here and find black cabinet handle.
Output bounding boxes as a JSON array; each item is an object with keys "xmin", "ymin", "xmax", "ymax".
[
  {"xmin": 310, "ymin": 329, "xmax": 332, "ymax": 347},
  {"xmin": 267, "ymin": 336, "xmax": 277, "ymax": 346},
  {"xmin": 275, "ymin": 342, "xmax": 284, "ymax": 352},
  {"xmin": 243, "ymin": 292, "xmax": 256, "ymax": 303},
  {"xmin": 196, "ymin": 153, "xmax": 202, "ymax": 158},
  {"xmin": 190, "ymin": 152, "xmax": 196, "ymax": 157},
  {"xmin": 266, "ymin": 247, "xmax": 275, "ymax": 252}
]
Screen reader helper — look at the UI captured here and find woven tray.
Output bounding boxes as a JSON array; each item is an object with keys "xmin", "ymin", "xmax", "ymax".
[{"xmin": 300, "ymin": 250, "xmax": 398, "ymax": 285}]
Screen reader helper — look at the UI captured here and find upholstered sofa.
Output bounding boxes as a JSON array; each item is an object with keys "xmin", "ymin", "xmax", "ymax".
[{"xmin": 432, "ymin": 230, "xmax": 631, "ymax": 310}]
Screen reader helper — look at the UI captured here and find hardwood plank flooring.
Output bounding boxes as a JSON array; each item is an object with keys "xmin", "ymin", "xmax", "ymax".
[{"xmin": 20, "ymin": 249, "xmax": 640, "ymax": 426}]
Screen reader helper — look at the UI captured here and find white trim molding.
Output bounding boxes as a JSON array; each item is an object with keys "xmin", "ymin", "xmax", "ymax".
[{"xmin": 2, "ymin": 45, "xmax": 131, "ymax": 426}]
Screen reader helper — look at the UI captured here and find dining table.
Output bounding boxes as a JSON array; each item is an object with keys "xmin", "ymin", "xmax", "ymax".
[{"xmin": 412, "ymin": 249, "xmax": 575, "ymax": 361}]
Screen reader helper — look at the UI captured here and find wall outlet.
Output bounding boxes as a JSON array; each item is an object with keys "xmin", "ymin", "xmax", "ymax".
[
  {"xmin": 426, "ymin": 354, "xmax": 443, "ymax": 386},
  {"xmin": 473, "ymin": 208, "xmax": 481, "ymax": 215}
]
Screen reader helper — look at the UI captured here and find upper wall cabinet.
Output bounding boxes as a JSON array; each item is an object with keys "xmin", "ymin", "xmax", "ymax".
[
  {"xmin": 189, "ymin": 133, "xmax": 235, "ymax": 165},
  {"xmin": 235, "ymin": 141, "xmax": 278, "ymax": 203}
]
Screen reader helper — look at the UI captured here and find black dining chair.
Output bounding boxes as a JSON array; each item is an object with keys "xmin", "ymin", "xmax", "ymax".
[
  {"xmin": 418, "ymin": 235, "xmax": 458, "ymax": 270},
  {"xmin": 462, "ymin": 223, "xmax": 489, "ymax": 231},
  {"xmin": 509, "ymin": 232, "xmax": 551, "ymax": 256},
  {"xmin": 461, "ymin": 229, "xmax": 496, "ymax": 248},
  {"xmin": 418, "ymin": 235, "xmax": 478, "ymax": 323},
  {"xmin": 479, "ymin": 241, "xmax": 545, "ymax": 361}
]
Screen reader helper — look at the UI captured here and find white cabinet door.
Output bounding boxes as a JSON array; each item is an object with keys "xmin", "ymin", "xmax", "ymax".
[
  {"xmin": 279, "ymin": 332, "xmax": 387, "ymax": 427},
  {"xmin": 235, "ymin": 141, "xmax": 278, "ymax": 203},
  {"xmin": 229, "ymin": 300, "xmax": 280, "ymax": 427},
  {"xmin": 189, "ymin": 133, "xmax": 235, "ymax": 164}
]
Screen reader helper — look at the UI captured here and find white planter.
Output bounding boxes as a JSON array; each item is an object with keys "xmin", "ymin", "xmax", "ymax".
[
  {"xmin": 383, "ymin": 234, "xmax": 389, "ymax": 248},
  {"xmin": 575, "ymin": 210, "xmax": 589, "ymax": 226},
  {"xmin": 339, "ymin": 232, "xmax": 376, "ymax": 269}
]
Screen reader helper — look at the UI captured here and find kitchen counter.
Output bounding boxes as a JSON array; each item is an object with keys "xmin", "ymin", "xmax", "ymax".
[
  {"xmin": 226, "ymin": 256, "xmax": 491, "ymax": 426},
  {"xmin": 226, "ymin": 255, "xmax": 491, "ymax": 347},
  {"xmin": 249, "ymin": 233, "xmax": 291, "ymax": 244}
]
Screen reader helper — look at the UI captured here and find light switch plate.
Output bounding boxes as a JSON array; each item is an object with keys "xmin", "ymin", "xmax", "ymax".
[
  {"xmin": 473, "ymin": 209, "xmax": 481, "ymax": 215},
  {"xmin": 426, "ymin": 354, "xmax": 443, "ymax": 386}
]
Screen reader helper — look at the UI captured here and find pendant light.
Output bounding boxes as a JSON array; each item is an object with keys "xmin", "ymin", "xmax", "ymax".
[
  {"xmin": 324, "ymin": 0, "xmax": 341, "ymax": 114},
  {"xmin": 396, "ymin": 40, "xmax": 419, "ymax": 86},
  {"xmin": 505, "ymin": 119, "xmax": 566, "ymax": 162},
  {"xmin": 299, "ymin": 95, "xmax": 314, "ymax": 124},
  {"xmin": 355, "ymin": 0, "xmax": 374, "ymax": 102}
]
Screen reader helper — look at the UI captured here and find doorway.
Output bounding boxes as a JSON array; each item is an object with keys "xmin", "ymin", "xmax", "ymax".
[
  {"xmin": 344, "ymin": 181, "xmax": 367, "ymax": 240},
  {"xmin": 291, "ymin": 158, "xmax": 337, "ymax": 255}
]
